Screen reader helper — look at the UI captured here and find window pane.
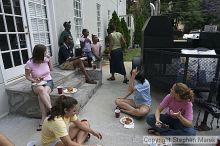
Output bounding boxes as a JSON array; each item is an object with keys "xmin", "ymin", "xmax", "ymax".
[
  {"xmin": 40, "ymin": 33, "xmax": 45, "ymax": 44},
  {"xmin": 9, "ymin": 34, "xmax": 18, "ymax": 49},
  {"xmin": 12, "ymin": 51, "xmax": 21, "ymax": 66},
  {"xmin": 0, "ymin": 34, "xmax": 9, "ymax": 51},
  {"xmin": 44, "ymin": 20, "xmax": 49, "ymax": 31},
  {"xmin": 46, "ymin": 33, "xmax": 50, "ymax": 44},
  {"xmin": 28, "ymin": 2, "xmax": 35, "ymax": 17},
  {"xmin": 6, "ymin": 16, "xmax": 15, "ymax": 32},
  {"xmin": 31, "ymin": 18, "xmax": 37, "ymax": 31},
  {"xmin": 13, "ymin": 0, "xmax": 21, "ymax": 15},
  {"xmin": 21, "ymin": 49, "xmax": 29, "ymax": 64},
  {"xmin": 36, "ymin": 4, "xmax": 42, "ymax": 17},
  {"xmin": 0, "ymin": 2, "xmax": 2, "ymax": 13},
  {"xmin": 16, "ymin": 17, "xmax": 24, "ymax": 32},
  {"xmin": 19, "ymin": 34, "xmax": 26, "ymax": 48},
  {"xmin": 2, "ymin": 0, "xmax": 12, "ymax": 14},
  {"xmin": 0, "ymin": 15, "xmax": 5, "ymax": 32},
  {"xmin": 38, "ymin": 19, "xmax": 44, "ymax": 31},
  {"xmin": 42, "ymin": 6, "xmax": 47, "ymax": 18},
  {"xmin": 2, "ymin": 52, "xmax": 12, "ymax": 69},
  {"xmin": 33, "ymin": 33, "xmax": 40, "ymax": 44},
  {"xmin": 47, "ymin": 46, "xmax": 52, "ymax": 56}
]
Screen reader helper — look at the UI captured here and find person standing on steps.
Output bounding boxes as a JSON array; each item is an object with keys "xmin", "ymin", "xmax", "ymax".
[
  {"xmin": 107, "ymin": 24, "xmax": 128, "ymax": 83},
  {"xmin": 25, "ymin": 44, "xmax": 54, "ymax": 131},
  {"xmin": 80, "ymin": 29, "xmax": 94, "ymax": 67},
  {"xmin": 58, "ymin": 21, "xmax": 73, "ymax": 47},
  {"xmin": 58, "ymin": 35, "xmax": 97, "ymax": 84}
]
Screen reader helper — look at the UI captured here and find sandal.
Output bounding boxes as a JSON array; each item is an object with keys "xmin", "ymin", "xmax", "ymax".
[
  {"xmin": 86, "ymin": 79, "xmax": 97, "ymax": 84},
  {"xmin": 147, "ymin": 128, "xmax": 160, "ymax": 136},
  {"xmin": 36, "ymin": 124, "xmax": 42, "ymax": 131},
  {"xmin": 123, "ymin": 78, "xmax": 129, "ymax": 84},
  {"xmin": 107, "ymin": 77, "xmax": 115, "ymax": 81}
]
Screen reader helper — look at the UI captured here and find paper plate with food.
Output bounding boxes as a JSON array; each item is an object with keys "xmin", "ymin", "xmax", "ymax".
[
  {"xmin": 32, "ymin": 81, "xmax": 47, "ymax": 86},
  {"xmin": 120, "ymin": 116, "xmax": 134, "ymax": 125},
  {"xmin": 63, "ymin": 87, "xmax": 77, "ymax": 94}
]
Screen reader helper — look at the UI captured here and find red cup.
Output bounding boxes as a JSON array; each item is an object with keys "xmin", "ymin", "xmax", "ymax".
[
  {"xmin": 57, "ymin": 86, "xmax": 63, "ymax": 94},
  {"xmin": 115, "ymin": 109, "xmax": 120, "ymax": 118},
  {"xmin": 217, "ymin": 138, "xmax": 220, "ymax": 146},
  {"xmin": 92, "ymin": 64, "xmax": 97, "ymax": 70}
]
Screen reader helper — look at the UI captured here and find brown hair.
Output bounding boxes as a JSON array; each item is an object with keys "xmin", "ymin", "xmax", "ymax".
[
  {"xmin": 31, "ymin": 44, "xmax": 46, "ymax": 63},
  {"xmin": 173, "ymin": 82, "xmax": 194, "ymax": 101},
  {"xmin": 48, "ymin": 95, "xmax": 78, "ymax": 121}
]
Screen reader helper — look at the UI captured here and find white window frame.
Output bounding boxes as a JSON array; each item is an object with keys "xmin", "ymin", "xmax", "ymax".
[
  {"xmin": 96, "ymin": 3, "xmax": 101, "ymax": 37},
  {"xmin": 73, "ymin": 0, "xmax": 82, "ymax": 39}
]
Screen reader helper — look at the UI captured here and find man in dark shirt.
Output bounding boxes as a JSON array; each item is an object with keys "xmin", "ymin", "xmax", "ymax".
[
  {"xmin": 58, "ymin": 35, "xmax": 97, "ymax": 84},
  {"xmin": 58, "ymin": 21, "xmax": 73, "ymax": 47}
]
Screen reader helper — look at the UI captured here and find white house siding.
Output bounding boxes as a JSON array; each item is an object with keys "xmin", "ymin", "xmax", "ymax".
[
  {"xmin": 0, "ymin": 73, "xmax": 9, "ymax": 118},
  {"xmin": 0, "ymin": 0, "xmax": 126, "ymax": 118}
]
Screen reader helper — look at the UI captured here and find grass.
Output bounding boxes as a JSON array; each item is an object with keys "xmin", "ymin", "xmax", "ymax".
[{"xmin": 123, "ymin": 48, "xmax": 141, "ymax": 61}]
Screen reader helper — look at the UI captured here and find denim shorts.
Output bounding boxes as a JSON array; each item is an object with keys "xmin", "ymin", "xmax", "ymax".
[{"xmin": 31, "ymin": 80, "xmax": 54, "ymax": 91}]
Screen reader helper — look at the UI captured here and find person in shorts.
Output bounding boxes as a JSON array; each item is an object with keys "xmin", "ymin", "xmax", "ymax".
[
  {"xmin": 41, "ymin": 95, "xmax": 102, "ymax": 146},
  {"xmin": 115, "ymin": 69, "xmax": 151, "ymax": 118}
]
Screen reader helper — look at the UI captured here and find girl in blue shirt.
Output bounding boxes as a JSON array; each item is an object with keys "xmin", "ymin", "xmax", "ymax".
[{"xmin": 115, "ymin": 69, "xmax": 152, "ymax": 117}]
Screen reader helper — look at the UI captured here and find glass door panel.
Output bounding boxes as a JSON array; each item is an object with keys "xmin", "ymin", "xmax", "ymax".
[{"xmin": 0, "ymin": 0, "xmax": 31, "ymax": 83}]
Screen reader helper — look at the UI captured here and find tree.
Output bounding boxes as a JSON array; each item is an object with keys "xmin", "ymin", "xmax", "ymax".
[
  {"xmin": 202, "ymin": 0, "xmax": 220, "ymax": 28},
  {"xmin": 121, "ymin": 18, "xmax": 131, "ymax": 48},
  {"xmin": 108, "ymin": 11, "xmax": 123, "ymax": 33},
  {"xmin": 127, "ymin": 0, "xmax": 150, "ymax": 46},
  {"xmin": 161, "ymin": 0, "xmax": 205, "ymax": 33}
]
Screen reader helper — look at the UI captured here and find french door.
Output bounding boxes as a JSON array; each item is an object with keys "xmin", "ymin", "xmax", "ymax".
[{"xmin": 0, "ymin": 0, "xmax": 31, "ymax": 83}]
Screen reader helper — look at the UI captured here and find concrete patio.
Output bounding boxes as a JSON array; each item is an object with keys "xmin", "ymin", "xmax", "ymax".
[{"xmin": 0, "ymin": 62, "xmax": 219, "ymax": 146}]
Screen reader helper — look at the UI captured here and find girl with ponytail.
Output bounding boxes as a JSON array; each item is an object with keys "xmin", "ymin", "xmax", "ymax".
[
  {"xmin": 146, "ymin": 83, "xmax": 196, "ymax": 136},
  {"xmin": 41, "ymin": 95, "xmax": 102, "ymax": 146}
]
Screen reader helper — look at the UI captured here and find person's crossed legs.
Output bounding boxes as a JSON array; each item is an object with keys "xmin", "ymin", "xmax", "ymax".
[{"xmin": 115, "ymin": 97, "xmax": 150, "ymax": 117}]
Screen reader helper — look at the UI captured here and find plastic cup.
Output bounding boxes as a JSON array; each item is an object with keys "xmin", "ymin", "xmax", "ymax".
[
  {"xmin": 217, "ymin": 137, "xmax": 220, "ymax": 146},
  {"xmin": 92, "ymin": 64, "xmax": 97, "ymax": 70},
  {"xmin": 115, "ymin": 109, "xmax": 120, "ymax": 118},
  {"xmin": 57, "ymin": 86, "xmax": 63, "ymax": 94}
]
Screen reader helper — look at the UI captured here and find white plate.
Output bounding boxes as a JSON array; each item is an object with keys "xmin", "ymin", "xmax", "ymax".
[
  {"xmin": 120, "ymin": 116, "xmax": 134, "ymax": 125},
  {"xmin": 80, "ymin": 57, "xmax": 87, "ymax": 60},
  {"xmin": 32, "ymin": 81, "xmax": 47, "ymax": 86},
  {"xmin": 63, "ymin": 88, "xmax": 77, "ymax": 94}
]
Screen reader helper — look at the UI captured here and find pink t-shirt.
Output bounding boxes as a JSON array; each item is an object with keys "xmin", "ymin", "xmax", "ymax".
[
  {"xmin": 160, "ymin": 94, "xmax": 193, "ymax": 121},
  {"xmin": 25, "ymin": 57, "xmax": 52, "ymax": 81},
  {"xmin": 91, "ymin": 42, "xmax": 101, "ymax": 57}
]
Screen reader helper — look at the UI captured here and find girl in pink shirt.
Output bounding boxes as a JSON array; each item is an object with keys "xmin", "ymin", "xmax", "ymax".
[
  {"xmin": 92, "ymin": 35, "xmax": 102, "ymax": 61},
  {"xmin": 146, "ymin": 82, "xmax": 196, "ymax": 136},
  {"xmin": 25, "ymin": 44, "xmax": 54, "ymax": 131}
]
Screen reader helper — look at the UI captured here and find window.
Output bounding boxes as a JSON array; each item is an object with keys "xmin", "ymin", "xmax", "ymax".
[
  {"xmin": 0, "ymin": 0, "xmax": 28, "ymax": 69},
  {"xmin": 28, "ymin": 0, "xmax": 52, "ymax": 56},
  {"xmin": 96, "ymin": 3, "xmax": 101, "ymax": 37},
  {"xmin": 73, "ymin": 0, "xmax": 82, "ymax": 38}
]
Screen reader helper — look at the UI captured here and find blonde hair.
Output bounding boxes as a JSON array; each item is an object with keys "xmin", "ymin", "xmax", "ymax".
[{"xmin": 173, "ymin": 82, "xmax": 194, "ymax": 101}]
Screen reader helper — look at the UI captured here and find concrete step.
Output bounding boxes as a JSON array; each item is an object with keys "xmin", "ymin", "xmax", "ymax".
[{"xmin": 5, "ymin": 67, "xmax": 102, "ymax": 118}]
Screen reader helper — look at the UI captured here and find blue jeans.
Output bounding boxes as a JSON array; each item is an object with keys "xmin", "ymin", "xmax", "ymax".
[
  {"xmin": 83, "ymin": 51, "xmax": 93, "ymax": 67},
  {"xmin": 146, "ymin": 114, "xmax": 196, "ymax": 136}
]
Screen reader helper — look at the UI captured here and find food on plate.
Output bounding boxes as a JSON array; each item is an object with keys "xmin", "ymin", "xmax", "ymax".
[
  {"xmin": 123, "ymin": 117, "xmax": 132, "ymax": 125},
  {"xmin": 67, "ymin": 86, "xmax": 74, "ymax": 92}
]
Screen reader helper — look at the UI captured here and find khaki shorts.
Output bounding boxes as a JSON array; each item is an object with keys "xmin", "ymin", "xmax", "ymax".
[{"xmin": 59, "ymin": 60, "xmax": 78, "ymax": 70}]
